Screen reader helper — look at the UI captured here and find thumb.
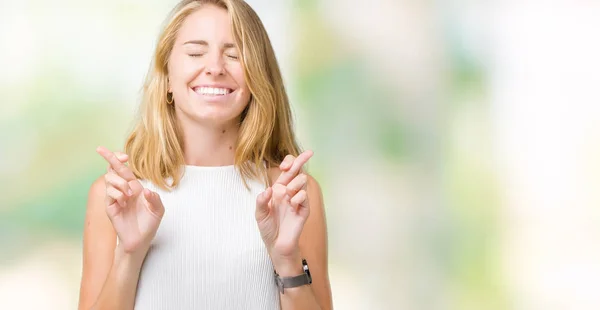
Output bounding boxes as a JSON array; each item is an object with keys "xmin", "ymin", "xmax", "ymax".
[
  {"xmin": 143, "ymin": 188, "xmax": 164, "ymax": 218},
  {"xmin": 255, "ymin": 187, "xmax": 272, "ymax": 222}
]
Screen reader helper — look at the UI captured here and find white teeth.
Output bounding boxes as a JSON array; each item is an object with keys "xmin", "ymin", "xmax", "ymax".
[{"xmin": 196, "ymin": 87, "xmax": 230, "ymax": 96}]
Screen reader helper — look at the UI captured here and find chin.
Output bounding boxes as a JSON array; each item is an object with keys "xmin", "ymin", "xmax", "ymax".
[
  {"xmin": 177, "ymin": 92, "xmax": 249, "ymax": 126},
  {"xmin": 188, "ymin": 106, "xmax": 243, "ymax": 126}
]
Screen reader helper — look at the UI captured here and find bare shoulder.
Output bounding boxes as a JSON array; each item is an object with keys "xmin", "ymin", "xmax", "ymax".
[
  {"xmin": 305, "ymin": 174, "xmax": 324, "ymax": 207},
  {"xmin": 85, "ymin": 176, "xmax": 114, "ymax": 233},
  {"xmin": 88, "ymin": 176, "xmax": 106, "ymax": 204},
  {"xmin": 78, "ymin": 175, "xmax": 117, "ymax": 310}
]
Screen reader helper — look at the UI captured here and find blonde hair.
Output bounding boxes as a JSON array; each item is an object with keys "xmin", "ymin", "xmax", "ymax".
[{"xmin": 125, "ymin": 0, "xmax": 300, "ymax": 190}]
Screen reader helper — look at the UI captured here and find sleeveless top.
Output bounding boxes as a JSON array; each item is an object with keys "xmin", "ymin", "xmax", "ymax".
[{"xmin": 133, "ymin": 165, "xmax": 281, "ymax": 309}]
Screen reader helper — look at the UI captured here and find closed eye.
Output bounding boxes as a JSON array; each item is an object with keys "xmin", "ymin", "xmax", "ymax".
[
  {"xmin": 189, "ymin": 54, "xmax": 204, "ymax": 58},
  {"xmin": 226, "ymin": 54, "xmax": 239, "ymax": 60}
]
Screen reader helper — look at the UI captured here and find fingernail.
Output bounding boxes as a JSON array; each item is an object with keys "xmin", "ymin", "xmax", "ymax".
[{"xmin": 128, "ymin": 189, "xmax": 133, "ymax": 196}]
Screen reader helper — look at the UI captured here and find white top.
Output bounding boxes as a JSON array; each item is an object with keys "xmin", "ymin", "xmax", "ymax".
[{"xmin": 133, "ymin": 165, "xmax": 280, "ymax": 310}]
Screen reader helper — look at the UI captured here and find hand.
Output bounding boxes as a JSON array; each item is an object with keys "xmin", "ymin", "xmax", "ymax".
[
  {"xmin": 96, "ymin": 146, "xmax": 165, "ymax": 255},
  {"xmin": 255, "ymin": 151, "xmax": 313, "ymax": 262}
]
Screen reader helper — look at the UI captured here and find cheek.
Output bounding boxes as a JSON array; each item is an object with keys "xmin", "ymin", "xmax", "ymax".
[
  {"xmin": 169, "ymin": 57, "xmax": 198, "ymax": 87},
  {"xmin": 229, "ymin": 66, "xmax": 250, "ymax": 99},
  {"xmin": 236, "ymin": 85, "xmax": 251, "ymax": 106}
]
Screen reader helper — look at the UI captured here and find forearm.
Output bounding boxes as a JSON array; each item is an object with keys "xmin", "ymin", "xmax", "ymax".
[
  {"xmin": 91, "ymin": 246, "xmax": 145, "ymax": 310},
  {"xmin": 280, "ymin": 284, "xmax": 322, "ymax": 310}
]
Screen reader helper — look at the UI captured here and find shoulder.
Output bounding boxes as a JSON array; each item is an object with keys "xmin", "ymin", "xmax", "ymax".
[
  {"xmin": 89, "ymin": 175, "xmax": 106, "ymax": 202},
  {"xmin": 85, "ymin": 176, "xmax": 108, "ymax": 221},
  {"xmin": 84, "ymin": 175, "xmax": 116, "ymax": 243},
  {"xmin": 84, "ymin": 175, "xmax": 114, "ymax": 233}
]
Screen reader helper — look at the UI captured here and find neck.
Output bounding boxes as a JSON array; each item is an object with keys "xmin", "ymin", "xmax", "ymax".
[{"xmin": 178, "ymin": 118, "xmax": 240, "ymax": 167}]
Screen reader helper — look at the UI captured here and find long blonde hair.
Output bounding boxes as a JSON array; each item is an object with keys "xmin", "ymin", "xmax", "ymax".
[{"xmin": 125, "ymin": 0, "xmax": 300, "ymax": 190}]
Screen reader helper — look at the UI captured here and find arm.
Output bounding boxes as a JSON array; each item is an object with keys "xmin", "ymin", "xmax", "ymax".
[
  {"xmin": 78, "ymin": 177, "xmax": 117, "ymax": 309},
  {"xmin": 265, "ymin": 156, "xmax": 333, "ymax": 310},
  {"xmin": 90, "ymin": 246, "xmax": 146, "ymax": 310},
  {"xmin": 79, "ymin": 147, "xmax": 165, "ymax": 310},
  {"xmin": 78, "ymin": 177, "xmax": 143, "ymax": 310},
  {"xmin": 276, "ymin": 175, "xmax": 333, "ymax": 310}
]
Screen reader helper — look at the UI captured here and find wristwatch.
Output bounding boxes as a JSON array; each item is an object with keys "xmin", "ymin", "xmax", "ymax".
[{"xmin": 274, "ymin": 258, "xmax": 312, "ymax": 294}]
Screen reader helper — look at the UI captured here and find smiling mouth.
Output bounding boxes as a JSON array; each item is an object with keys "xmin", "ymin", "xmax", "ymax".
[{"xmin": 192, "ymin": 86, "xmax": 234, "ymax": 96}]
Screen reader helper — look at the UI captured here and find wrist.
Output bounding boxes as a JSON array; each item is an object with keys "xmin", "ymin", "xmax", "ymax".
[
  {"xmin": 271, "ymin": 250, "xmax": 303, "ymax": 277},
  {"xmin": 114, "ymin": 244, "xmax": 147, "ymax": 270},
  {"xmin": 274, "ymin": 258, "xmax": 313, "ymax": 295}
]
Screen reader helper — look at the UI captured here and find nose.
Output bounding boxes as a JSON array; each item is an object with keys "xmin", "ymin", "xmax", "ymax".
[{"xmin": 205, "ymin": 53, "xmax": 225, "ymax": 76}]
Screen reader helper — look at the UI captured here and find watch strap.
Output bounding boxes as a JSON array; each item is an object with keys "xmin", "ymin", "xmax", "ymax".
[{"xmin": 274, "ymin": 259, "xmax": 312, "ymax": 294}]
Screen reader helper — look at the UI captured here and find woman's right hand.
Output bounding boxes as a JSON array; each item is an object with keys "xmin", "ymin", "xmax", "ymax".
[{"xmin": 96, "ymin": 146, "xmax": 165, "ymax": 256}]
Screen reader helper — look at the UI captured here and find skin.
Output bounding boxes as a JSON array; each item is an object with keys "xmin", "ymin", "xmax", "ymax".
[{"xmin": 78, "ymin": 4, "xmax": 332, "ymax": 310}]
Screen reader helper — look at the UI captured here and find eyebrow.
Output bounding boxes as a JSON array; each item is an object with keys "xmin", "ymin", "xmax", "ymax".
[{"xmin": 183, "ymin": 40, "xmax": 236, "ymax": 49}]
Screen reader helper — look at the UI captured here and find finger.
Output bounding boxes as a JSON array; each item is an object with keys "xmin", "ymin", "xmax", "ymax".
[
  {"xmin": 115, "ymin": 152, "xmax": 128, "ymax": 162},
  {"xmin": 275, "ymin": 150, "xmax": 313, "ymax": 185},
  {"xmin": 286, "ymin": 173, "xmax": 307, "ymax": 196},
  {"xmin": 103, "ymin": 175, "xmax": 116, "ymax": 206},
  {"xmin": 255, "ymin": 187, "xmax": 273, "ymax": 221},
  {"xmin": 256, "ymin": 187, "xmax": 273, "ymax": 208},
  {"xmin": 107, "ymin": 153, "xmax": 128, "ymax": 172},
  {"xmin": 279, "ymin": 155, "xmax": 295, "ymax": 171},
  {"xmin": 143, "ymin": 189, "xmax": 165, "ymax": 219},
  {"xmin": 105, "ymin": 173, "xmax": 133, "ymax": 197},
  {"xmin": 106, "ymin": 186, "xmax": 128, "ymax": 207},
  {"xmin": 96, "ymin": 146, "xmax": 136, "ymax": 181},
  {"xmin": 104, "ymin": 191, "xmax": 116, "ymax": 207},
  {"xmin": 271, "ymin": 184, "xmax": 288, "ymax": 223},
  {"xmin": 271, "ymin": 184, "xmax": 287, "ymax": 205},
  {"xmin": 290, "ymin": 189, "xmax": 308, "ymax": 212}
]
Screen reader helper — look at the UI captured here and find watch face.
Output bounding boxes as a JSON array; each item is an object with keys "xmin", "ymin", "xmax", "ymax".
[{"xmin": 302, "ymin": 259, "xmax": 312, "ymax": 283}]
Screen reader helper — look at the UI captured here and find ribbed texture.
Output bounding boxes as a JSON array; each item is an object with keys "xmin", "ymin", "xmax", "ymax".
[{"xmin": 134, "ymin": 165, "xmax": 280, "ymax": 310}]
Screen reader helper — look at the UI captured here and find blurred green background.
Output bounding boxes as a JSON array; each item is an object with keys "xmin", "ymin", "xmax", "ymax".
[{"xmin": 2, "ymin": 0, "xmax": 600, "ymax": 309}]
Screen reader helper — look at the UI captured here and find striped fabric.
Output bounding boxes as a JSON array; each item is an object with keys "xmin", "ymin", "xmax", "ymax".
[{"xmin": 134, "ymin": 165, "xmax": 280, "ymax": 309}]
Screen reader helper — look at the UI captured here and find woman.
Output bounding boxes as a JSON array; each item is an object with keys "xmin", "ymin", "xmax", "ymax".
[{"xmin": 77, "ymin": 0, "xmax": 332, "ymax": 309}]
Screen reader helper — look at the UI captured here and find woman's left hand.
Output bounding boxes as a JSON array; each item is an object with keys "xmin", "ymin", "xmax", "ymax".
[{"xmin": 255, "ymin": 150, "xmax": 313, "ymax": 266}]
